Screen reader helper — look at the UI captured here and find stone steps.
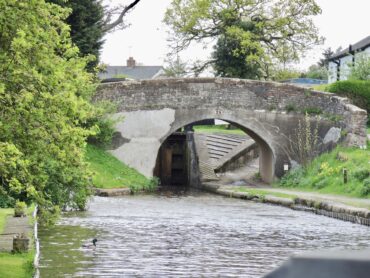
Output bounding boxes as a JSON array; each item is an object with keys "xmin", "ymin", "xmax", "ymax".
[{"xmin": 194, "ymin": 133, "xmax": 256, "ymax": 182}]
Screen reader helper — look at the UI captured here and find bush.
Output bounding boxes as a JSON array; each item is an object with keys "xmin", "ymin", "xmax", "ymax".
[
  {"xmin": 303, "ymin": 107, "xmax": 322, "ymax": 115},
  {"xmin": 328, "ymin": 80, "xmax": 370, "ymax": 113},
  {"xmin": 353, "ymin": 169, "xmax": 370, "ymax": 182},
  {"xmin": 360, "ymin": 179, "xmax": 370, "ymax": 197},
  {"xmin": 285, "ymin": 104, "xmax": 296, "ymax": 113},
  {"xmin": 0, "ymin": 191, "xmax": 14, "ymax": 208},
  {"xmin": 280, "ymin": 168, "xmax": 305, "ymax": 187},
  {"xmin": 87, "ymin": 118, "xmax": 116, "ymax": 147},
  {"xmin": 14, "ymin": 201, "xmax": 27, "ymax": 217}
]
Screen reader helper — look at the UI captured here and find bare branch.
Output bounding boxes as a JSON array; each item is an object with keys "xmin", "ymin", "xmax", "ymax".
[{"xmin": 102, "ymin": 0, "xmax": 141, "ymax": 33}]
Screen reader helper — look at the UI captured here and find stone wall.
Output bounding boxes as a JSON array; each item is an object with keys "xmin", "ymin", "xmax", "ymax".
[{"xmin": 96, "ymin": 78, "xmax": 346, "ymax": 114}]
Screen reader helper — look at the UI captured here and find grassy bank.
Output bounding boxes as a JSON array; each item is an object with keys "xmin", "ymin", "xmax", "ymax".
[
  {"xmin": 235, "ymin": 188, "xmax": 298, "ymax": 199},
  {"xmin": 278, "ymin": 141, "xmax": 370, "ymax": 198},
  {"xmin": 193, "ymin": 124, "xmax": 245, "ymax": 135},
  {"xmin": 0, "ymin": 252, "xmax": 34, "ymax": 278},
  {"xmin": 0, "ymin": 208, "xmax": 12, "ymax": 233},
  {"xmin": 85, "ymin": 144, "xmax": 157, "ymax": 191},
  {"xmin": 0, "ymin": 208, "xmax": 34, "ymax": 278}
]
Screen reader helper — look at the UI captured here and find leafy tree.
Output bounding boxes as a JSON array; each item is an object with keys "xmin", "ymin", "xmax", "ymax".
[
  {"xmin": 212, "ymin": 25, "xmax": 263, "ymax": 79},
  {"xmin": 0, "ymin": 0, "xmax": 98, "ymax": 222},
  {"xmin": 271, "ymin": 68, "xmax": 301, "ymax": 81},
  {"xmin": 47, "ymin": 0, "xmax": 142, "ymax": 70},
  {"xmin": 47, "ymin": 0, "xmax": 105, "ymax": 70},
  {"xmin": 164, "ymin": 56, "xmax": 189, "ymax": 77},
  {"xmin": 165, "ymin": 0, "xmax": 323, "ymax": 78},
  {"xmin": 305, "ymin": 64, "xmax": 328, "ymax": 80},
  {"xmin": 318, "ymin": 47, "xmax": 334, "ymax": 68},
  {"xmin": 349, "ymin": 54, "xmax": 370, "ymax": 81}
]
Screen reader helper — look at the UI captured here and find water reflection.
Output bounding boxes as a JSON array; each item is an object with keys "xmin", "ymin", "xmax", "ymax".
[{"xmin": 39, "ymin": 189, "xmax": 370, "ymax": 277}]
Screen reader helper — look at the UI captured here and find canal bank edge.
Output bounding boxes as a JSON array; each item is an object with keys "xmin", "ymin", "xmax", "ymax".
[
  {"xmin": 94, "ymin": 187, "xmax": 132, "ymax": 197},
  {"xmin": 201, "ymin": 183, "xmax": 370, "ymax": 226}
]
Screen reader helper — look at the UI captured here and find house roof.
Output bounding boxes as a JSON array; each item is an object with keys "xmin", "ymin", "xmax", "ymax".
[
  {"xmin": 99, "ymin": 66, "xmax": 164, "ymax": 80},
  {"xmin": 329, "ymin": 35, "xmax": 370, "ymax": 61}
]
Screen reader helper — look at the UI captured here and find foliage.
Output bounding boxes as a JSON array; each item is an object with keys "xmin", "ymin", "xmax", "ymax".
[
  {"xmin": 327, "ymin": 80, "xmax": 370, "ymax": 113},
  {"xmin": 304, "ymin": 64, "xmax": 328, "ymax": 80},
  {"xmin": 280, "ymin": 141, "xmax": 370, "ymax": 197},
  {"xmin": 303, "ymin": 107, "xmax": 322, "ymax": 115},
  {"xmin": 47, "ymin": 0, "xmax": 105, "ymax": 70},
  {"xmin": 361, "ymin": 179, "xmax": 370, "ymax": 197},
  {"xmin": 85, "ymin": 144, "xmax": 157, "ymax": 191},
  {"xmin": 212, "ymin": 26, "xmax": 263, "ymax": 79},
  {"xmin": 288, "ymin": 113, "xmax": 319, "ymax": 165},
  {"xmin": 0, "ymin": 192, "xmax": 14, "ymax": 208},
  {"xmin": 353, "ymin": 169, "xmax": 370, "ymax": 182},
  {"xmin": 0, "ymin": 0, "xmax": 98, "ymax": 222},
  {"xmin": 165, "ymin": 0, "xmax": 323, "ymax": 77},
  {"xmin": 14, "ymin": 201, "xmax": 27, "ymax": 217},
  {"xmin": 348, "ymin": 54, "xmax": 370, "ymax": 81},
  {"xmin": 318, "ymin": 47, "xmax": 334, "ymax": 68},
  {"xmin": 271, "ymin": 68, "xmax": 301, "ymax": 81},
  {"xmin": 285, "ymin": 104, "xmax": 296, "ymax": 113},
  {"xmin": 164, "ymin": 56, "xmax": 189, "ymax": 77},
  {"xmin": 86, "ymin": 101, "xmax": 117, "ymax": 147}
]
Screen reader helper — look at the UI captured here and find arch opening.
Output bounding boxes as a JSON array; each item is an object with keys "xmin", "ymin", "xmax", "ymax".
[{"xmin": 153, "ymin": 118, "xmax": 275, "ymax": 187}]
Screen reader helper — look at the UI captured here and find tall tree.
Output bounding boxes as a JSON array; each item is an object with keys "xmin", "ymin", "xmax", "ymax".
[
  {"xmin": 165, "ymin": 0, "xmax": 323, "ymax": 78},
  {"xmin": 47, "ymin": 0, "xmax": 142, "ymax": 70},
  {"xmin": 47, "ymin": 0, "xmax": 105, "ymax": 70},
  {"xmin": 318, "ymin": 47, "xmax": 334, "ymax": 68},
  {"xmin": 212, "ymin": 21, "xmax": 264, "ymax": 79},
  {"xmin": 0, "ymin": 0, "xmax": 97, "ymax": 221},
  {"xmin": 164, "ymin": 56, "xmax": 189, "ymax": 77}
]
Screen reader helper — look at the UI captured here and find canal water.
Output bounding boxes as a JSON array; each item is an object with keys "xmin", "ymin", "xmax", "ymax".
[{"xmin": 39, "ymin": 189, "xmax": 370, "ymax": 277}]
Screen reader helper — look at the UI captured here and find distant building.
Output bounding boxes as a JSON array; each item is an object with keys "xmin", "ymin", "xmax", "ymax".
[
  {"xmin": 328, "ymin": 36, "xmax": 370, "ymax": 83},
  {"xmin": 99, "ymin": 57, "xmax": 164, "ymax": 81},
  {"xmin": 281, "ymin": 78, "xmax": 327, "ymax": 88}
]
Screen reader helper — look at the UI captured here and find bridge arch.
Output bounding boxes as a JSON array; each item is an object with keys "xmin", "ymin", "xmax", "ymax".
[
  {"xmin": 157, "ymin": 115, "xmax": 275, "ymax": 183},
  {"xmin": 95, "ymin": 78, "xmax": 367, "ymax": 184}
]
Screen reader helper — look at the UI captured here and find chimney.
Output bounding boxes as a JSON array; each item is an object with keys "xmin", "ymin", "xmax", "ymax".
[{"xmin": 127, "ymin": 57, "xmax": 136, "ymax": 67}]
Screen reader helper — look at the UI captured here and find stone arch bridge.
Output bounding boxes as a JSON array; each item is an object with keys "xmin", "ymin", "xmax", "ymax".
[{"xmin": 95, "ymin": 78, "xmax": 367, "ymax": 184}]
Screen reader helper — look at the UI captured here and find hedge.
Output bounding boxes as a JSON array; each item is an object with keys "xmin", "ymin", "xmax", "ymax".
[{"xmin": 328, "ymin": 80, "xmax": 370, "ymax": 114}]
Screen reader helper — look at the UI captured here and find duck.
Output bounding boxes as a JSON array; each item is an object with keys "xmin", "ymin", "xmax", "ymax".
[{"xmin": 82, "ymin": 238, "xmax": 98, "ymax": 249}]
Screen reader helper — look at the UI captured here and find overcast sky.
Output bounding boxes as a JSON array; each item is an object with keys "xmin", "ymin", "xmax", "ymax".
[{"xmin": 101, "ymin": 0, "xmax": 370, "ymax": 71}]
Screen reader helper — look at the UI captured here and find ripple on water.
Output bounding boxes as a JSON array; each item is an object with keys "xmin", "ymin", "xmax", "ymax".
[{"xmin": 39, "ymin": 192, "xmax": 370, "ymax": 277}]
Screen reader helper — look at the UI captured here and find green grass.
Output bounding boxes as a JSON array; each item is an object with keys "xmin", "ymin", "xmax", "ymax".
[
  {"xmin": 193, "ymin": 124, "xmax": 245, "ymax": 135},
  {"xmin": 279, "ymin": 142, "xmax": 370, "ymax": 198},
  {"xmin": 0, "ymin": 208, "xmax": 13, "ymax": 233},
  {"xmin": 0, "ymin": 207, "xmax": 35, "ymax": 278},
  {"xmin": 85, "ymin": 144, "xmax": 157, "ymax": 191},
  {"xmin": 235, "ymin": 187, "xmax": 298, "ymax": 199},
  {"xmin": 312, "ymin": 84, "xmax": 329, "ymax": 92},
  {"xmin": 0, "ymin": 252, "xmax": 34, "ymax": 278}
]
